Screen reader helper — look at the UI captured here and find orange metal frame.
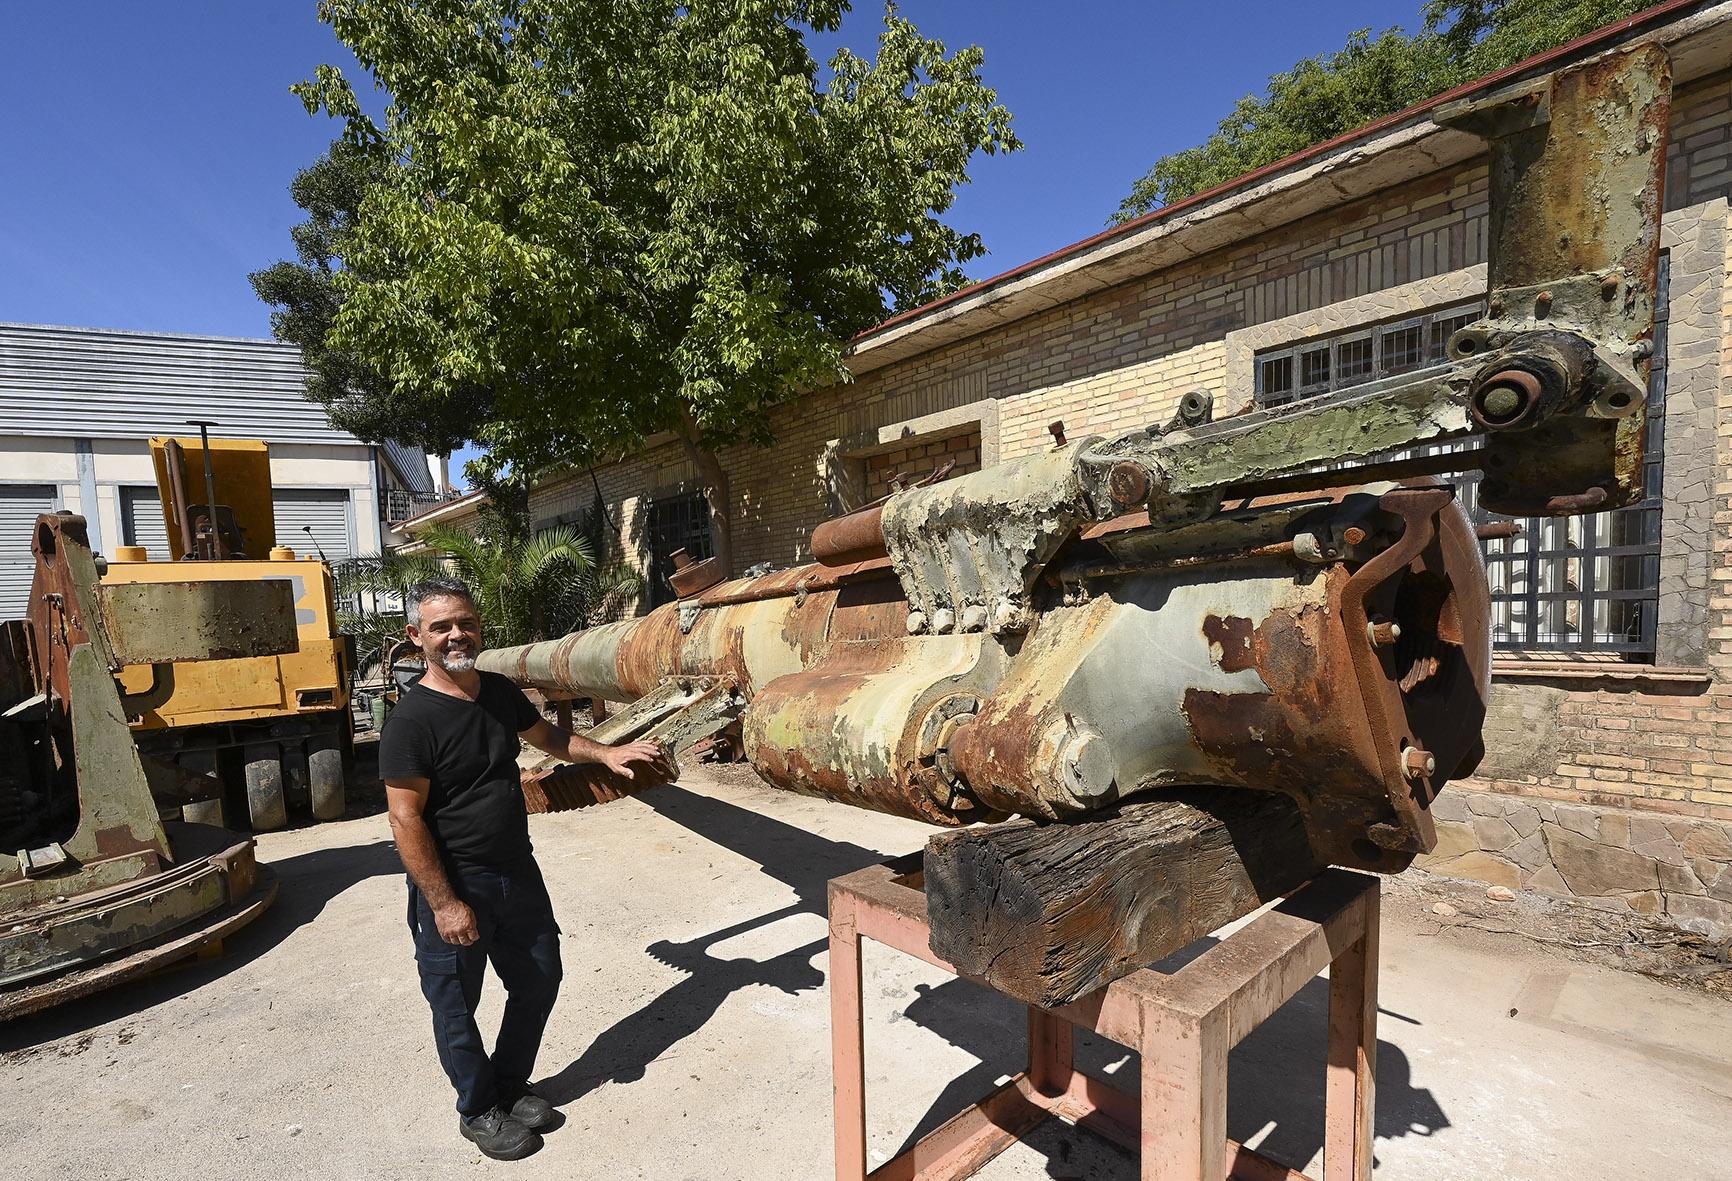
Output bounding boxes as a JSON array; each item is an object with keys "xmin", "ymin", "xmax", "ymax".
[{"xmin": 827, "ymin": 859, "xmax": 1379, "ymax": 1181}]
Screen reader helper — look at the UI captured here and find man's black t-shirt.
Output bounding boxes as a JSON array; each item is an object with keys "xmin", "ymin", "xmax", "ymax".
[{"xmin": 378, "ymin": 670, "xmax": 541, "ymax": 871}]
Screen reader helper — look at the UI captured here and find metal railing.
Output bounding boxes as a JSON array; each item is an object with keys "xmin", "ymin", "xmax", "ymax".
[{"xmin": 382, "ymin": 488, "xmax": 465, "ymax": 524}]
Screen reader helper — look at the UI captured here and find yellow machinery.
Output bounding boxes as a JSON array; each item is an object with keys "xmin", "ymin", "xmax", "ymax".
[
  {"xmin": 1, "ymin": 512, "xmax": 284, "ymax": 1018},
  {"xmin": 102, "ymin": 435, "xmax": 353, "ymax": 831}
]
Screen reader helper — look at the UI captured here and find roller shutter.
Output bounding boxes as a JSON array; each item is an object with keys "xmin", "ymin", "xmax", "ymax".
[
  {"xmin": 0, "ymin": 486, "xmax": 59, "ymax": 617},
  {"xmin": 119, "ymin": 485, "xmax": 173, "ymax": 561},
  {"xmin": 272, "ymin": 488, "xmax": 353, "ymax": 561}
]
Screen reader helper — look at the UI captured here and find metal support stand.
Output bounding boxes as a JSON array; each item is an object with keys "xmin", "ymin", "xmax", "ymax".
[{"xmin": 828, "ymin": 857, "xmax": 1379, "ymax": 1181}]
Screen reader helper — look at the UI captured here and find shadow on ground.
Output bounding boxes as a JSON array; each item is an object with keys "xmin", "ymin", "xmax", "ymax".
[
  {"xmin": 542, "ymin": 782, "xmax": 1449, "ymax": 1178},
  {"xmin": 0, "ymin": 837, "xmax": 401, "ymax": 1053},
  {"xmin": 894, "ymin": 970, "xmax": 1447, "ymax": 1178},
  {"xmin": 539, "ymin": 783, "xmax": 885, "ymax": 1104}
]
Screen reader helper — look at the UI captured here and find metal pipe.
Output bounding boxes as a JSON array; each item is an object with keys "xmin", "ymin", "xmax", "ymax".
[
  {"xmin": 812, "ymin": 503, "xmax": 888, "ymax": 567},
  {"xmin": 162, "ymin": 438, "xmax": 196, "ymax": 560},
  {"xmin": 186, "ymin": 420, "xmax": 226, "ymax": 559}
]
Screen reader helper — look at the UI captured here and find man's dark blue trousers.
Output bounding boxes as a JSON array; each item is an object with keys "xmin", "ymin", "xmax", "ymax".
[{"xmin": 406, "ymin": 857, "xmax": 563, "ymax": 1116}]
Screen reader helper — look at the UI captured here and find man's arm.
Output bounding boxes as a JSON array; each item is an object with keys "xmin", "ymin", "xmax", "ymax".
[
  {"xmin": 385, "ymin": 776, "xmax": 479, "ymax": 946},
  {"xmin": 520, "ymin": 718, "xmax": 674, "ymax": 781}
]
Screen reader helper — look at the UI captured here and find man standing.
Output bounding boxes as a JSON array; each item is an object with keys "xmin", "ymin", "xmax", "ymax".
[{"xmin": 380, "ymin": 577, "xmax": 668, "ymax": 1160}]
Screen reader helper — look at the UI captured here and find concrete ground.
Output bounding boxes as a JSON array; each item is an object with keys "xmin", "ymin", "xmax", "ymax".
[{"xmin": 4, "ymin": 764, "xmax": 1730, "ymax": 1180}]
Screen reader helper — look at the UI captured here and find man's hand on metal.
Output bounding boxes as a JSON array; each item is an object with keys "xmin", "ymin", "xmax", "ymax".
[
  {"xmin": 433, "ymin": 900, "xmax": 481, "ymax": 946},
  {"xmin": 602, "ymin": 738, "xmax": 675, "ymax": 782}
]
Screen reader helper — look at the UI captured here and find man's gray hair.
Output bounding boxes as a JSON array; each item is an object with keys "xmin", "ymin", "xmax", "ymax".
[{"xmin": 405, "ymin": 577, "xmax": 477, "ymax": 627}]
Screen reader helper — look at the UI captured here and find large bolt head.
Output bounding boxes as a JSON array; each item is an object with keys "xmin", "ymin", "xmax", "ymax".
[
  {"xmin": 1107, "ymin": 461, "xmax": 1151, "ymax": 508},
  {"xmin": 1402, "ymin": 747, "xmax": 1436, "ymax": 780},
  {"xmin": 1059, "ymin": 729, "xmax": 1119, "ymax": 805},
  {"xmin": 1367, "ymin": 619, "xmax": 1402, "ymax": 648}
]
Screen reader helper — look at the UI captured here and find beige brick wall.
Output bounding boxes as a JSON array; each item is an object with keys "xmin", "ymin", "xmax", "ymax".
[
  {"xmin": 863, "ymin": 429, "xmax": 981, "ymax": 503},
  {"xmin": 996, "ymin": 342, "xmax": 1227, "ymax": 461}
]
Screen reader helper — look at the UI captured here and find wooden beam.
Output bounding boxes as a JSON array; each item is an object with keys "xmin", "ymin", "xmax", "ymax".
[{"xmin": 923, "ymin": 789, "xmax": 1323, "ymax": 1007}]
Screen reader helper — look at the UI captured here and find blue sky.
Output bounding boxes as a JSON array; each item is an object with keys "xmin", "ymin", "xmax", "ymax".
[{"xmin": 0, "ymin": 1, "xmax": 1429, "ymax": 483}]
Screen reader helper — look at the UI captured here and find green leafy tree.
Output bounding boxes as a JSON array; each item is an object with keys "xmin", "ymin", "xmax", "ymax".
[
  {"xmin": 288, "ymin": 0, "xmax": 1018, "ymax": 572},
  {"xmin": 1112, "ymin": 0, "xmax": 1647, "ymax": 223},
  {"xmin": 248, "ymin": 143, "xmax": 485, "ymax": 455}
]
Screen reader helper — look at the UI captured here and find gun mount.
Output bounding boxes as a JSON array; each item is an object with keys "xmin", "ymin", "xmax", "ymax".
[{"xmin": 478, "ymin": 46, "xmax": 1673, "ymax": 1003}]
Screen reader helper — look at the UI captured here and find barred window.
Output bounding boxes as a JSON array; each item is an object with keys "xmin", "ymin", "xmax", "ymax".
[
  {"xmin": 646, "ymin": 490, "xmax": 713, "ymax": 609},
  {"xmin": 1251, "ymin": 272, "xmax": 1669, "ymax": 661}
]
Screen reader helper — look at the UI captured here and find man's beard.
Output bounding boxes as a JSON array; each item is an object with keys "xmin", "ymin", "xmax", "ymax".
[{"xmin": 437, "ymin": 645, "xmax": 477, "ymax": 673}]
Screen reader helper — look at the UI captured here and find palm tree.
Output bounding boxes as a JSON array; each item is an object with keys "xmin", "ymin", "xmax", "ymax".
[
  {"xmin": 337, "ymin": 522, "xmax": 644, "ymax": 665},
  {"xmin": 414, "ymin": 521, "xmax": 640, "ymax": 647}
]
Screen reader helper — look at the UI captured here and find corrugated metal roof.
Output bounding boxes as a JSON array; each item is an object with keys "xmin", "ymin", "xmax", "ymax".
[
  {"xmin": 0, "ymin": 321, "xmax": 355, "ymax": 444},
  {"xmin": 381, "ymin": 438, "xmax": 435, "ymax": 493}
]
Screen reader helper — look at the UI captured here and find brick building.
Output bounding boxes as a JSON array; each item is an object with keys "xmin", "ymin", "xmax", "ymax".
[{"xmin": 408, "ymin": 3, "xmax": 1732, "ymax": 930}]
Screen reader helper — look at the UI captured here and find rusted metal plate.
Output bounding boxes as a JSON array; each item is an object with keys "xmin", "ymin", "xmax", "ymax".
[
  {"xmin": 100, "ymin": 579, "xmax": 298, "ymax": 664},
  {"xmin": 668, "ymin": 553, "xmax": 727, "ymax": 599},
  {"xmin": 1438, "ymin": 44, "xmax": 1672, "ymax": 513},
  {"xmin": 0, "ymin": 841, "xmax": 276, "ymax": 1021}
]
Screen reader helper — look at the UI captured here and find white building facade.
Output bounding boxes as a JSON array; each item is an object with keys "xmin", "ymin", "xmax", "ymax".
[{"xmin": 0, "ymin": 322, "xmax": 440, "ymax": 613}]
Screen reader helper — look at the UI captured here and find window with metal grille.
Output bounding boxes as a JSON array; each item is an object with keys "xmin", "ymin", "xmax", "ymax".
[
  {"xmin": 646, "ymin": 490, "xmax": 713, "ymax": 608},
  {"xmin": 1251, "ymin": 271, "xmax": 1669, "ymax": 660}
]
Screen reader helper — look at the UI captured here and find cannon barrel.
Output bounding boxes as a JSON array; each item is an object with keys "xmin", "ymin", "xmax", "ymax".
[{"xmin": 479, "ymin": 484, "xmax": 1490, "ymax": 870}]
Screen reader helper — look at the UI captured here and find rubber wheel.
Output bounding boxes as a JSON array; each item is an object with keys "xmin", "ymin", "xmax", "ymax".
[
  {"xmin": 242, "ymin": 742, "xmax": 288, "ymax": 832},
  {"xmin": 308, "ymin": 728, "xmax": 346, "ymax": 821}
]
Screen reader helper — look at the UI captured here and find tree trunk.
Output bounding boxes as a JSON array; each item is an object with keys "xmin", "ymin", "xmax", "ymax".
[
  {"xmin": 675, "ymin": 412, "xmax": 733, "ymax": 576},
  {"xmin": 923, "ymin": 789, "xmax": 1322, "ymax": 1008}
]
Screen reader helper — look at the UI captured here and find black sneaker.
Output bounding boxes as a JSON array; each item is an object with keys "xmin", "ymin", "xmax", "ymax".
[
  {"xmin": 498, "ymin": 1079, "xmax": 555, "ymax": 1131},
  {"xmin": 459, "ymin": 1105, "xmax": 542, "ymax": 1160}
]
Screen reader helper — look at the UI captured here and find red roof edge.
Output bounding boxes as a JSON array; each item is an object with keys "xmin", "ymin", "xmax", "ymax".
[{"xmin": 855, "ymin": 0, "xmax": 1710, "ymax": 344}]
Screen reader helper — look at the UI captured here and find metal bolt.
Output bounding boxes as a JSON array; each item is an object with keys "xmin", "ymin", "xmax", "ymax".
[
  {"xmin": 1489, "ymin": 296, "xmax": 1506, "ymax": 317},
  {"xmin": 1048, "ymin": 420, "xmax": 1067, "ymax": 448},
  {"xmin": 959, "ymin": 604, "xmax": 988, "ymax": 633},
  {"xmin": 930, "ymin": 607, "xmax": 956, "ymax": 635},
  {"xmin": 1059, "ymin": 729, "xmax": 1119, "ymax": 805},
  {"xmin": 1367, "ymin": 619, "xmax": 1401, "ymax": 647},
  {"xmin": 1402, "ymin": 748, "xmax": 1436, "ymax": 780},
  {"xmin": 905, "ymin": 611, "xmax": 927, "ymax": 635},
  {"xmin": 1342, "ymin": 526, "xmax": 1368, "ymax": 547},
  {"xmin": 1483, "ymin": 387, "xmax": 1523, "ymax": 418},
  {"xmin": 1600, "ymin": 274, "xmax": 1620, "ymax": 301},
  {"xmin": 1107, "ymin": 461, "xmax": 1151, "ymax": 508},
  {"xmin": 1534, "ymin": 290, "xmax": 1553, "ymax": 317}
]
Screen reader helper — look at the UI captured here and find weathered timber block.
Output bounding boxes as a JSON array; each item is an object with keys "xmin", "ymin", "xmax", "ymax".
[
  {"xmin": 519, "ymin": 761, "xmax": 671, "ymax": 814},
  {"xmin": 924, "ymin": 789, "xmax": 1322, "ymax": 1007}
]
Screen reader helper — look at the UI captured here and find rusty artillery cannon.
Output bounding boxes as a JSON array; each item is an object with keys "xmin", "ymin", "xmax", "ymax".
[{"xmin": 480, "ymin": 46, "xmax": 1672, "ymax": 1005}]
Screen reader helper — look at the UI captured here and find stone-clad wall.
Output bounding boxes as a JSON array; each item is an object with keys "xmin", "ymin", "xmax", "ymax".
[{"xmin": 1422, "ymin": 790, "xmax": 1732, "ymax": 932}]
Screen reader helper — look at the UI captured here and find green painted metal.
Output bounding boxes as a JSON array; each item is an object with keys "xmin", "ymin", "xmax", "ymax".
[{"xmin": 99, "ymin": 578, "xmax": 297, "ymax": 665}]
